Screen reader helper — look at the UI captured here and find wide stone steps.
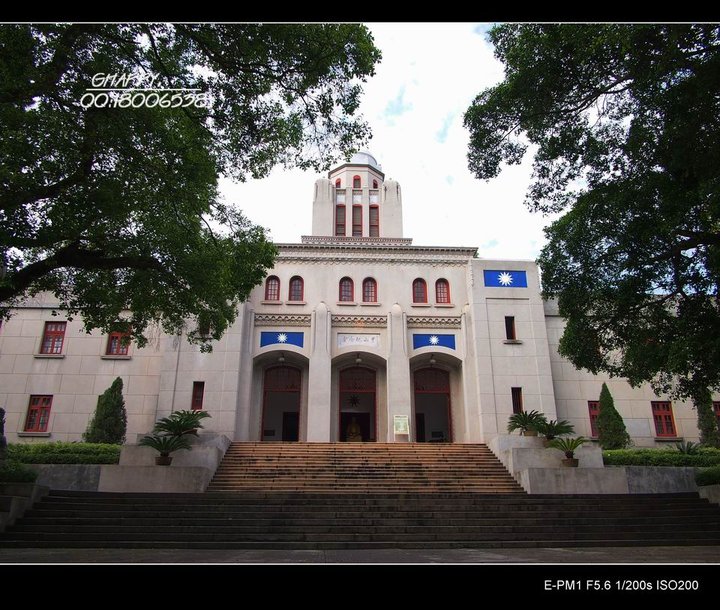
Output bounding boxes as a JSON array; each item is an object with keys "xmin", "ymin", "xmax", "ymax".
[
  {"xmin": 3, "ymin": 490, "xmax": 720, "ymax": 549},
  {"xmin": 206, "ymin": 442, "xmax": 525, "ymax": 493}
]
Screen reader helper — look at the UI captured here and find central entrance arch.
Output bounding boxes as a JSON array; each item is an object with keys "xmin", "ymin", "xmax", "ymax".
[
  {"xmin": 339, "ymin": 367, "xmax": 376, "ymax": 442},
  {"xmin": 261, "ymin": 366, "xmax": 301, "ymax": 442},
  {"xmin": 413, "ymin": 368, "xmax": 452, "ymax": 442}
]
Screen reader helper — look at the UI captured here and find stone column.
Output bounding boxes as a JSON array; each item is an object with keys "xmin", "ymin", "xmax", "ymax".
[
  {"xmin": 385, "ymin": 304, "xmax": 412, "ymax": 442},
  {"xmin": 306, "ymin": 302, "xmax": 332, "ymax": 441}
]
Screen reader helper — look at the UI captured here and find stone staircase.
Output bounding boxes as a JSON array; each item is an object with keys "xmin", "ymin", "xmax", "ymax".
[
  {"xmin": 1, "ymin": 490, "xmax": 719, "ymax": 549},
  {"xmin": 206, "ymin": 442, "xmax": 525, "ymax": 493}
]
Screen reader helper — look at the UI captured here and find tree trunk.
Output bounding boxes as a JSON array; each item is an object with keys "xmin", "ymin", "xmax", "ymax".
[{"xmin": 694, "ymin": 388, "xmax": 720, "ymax": 448}]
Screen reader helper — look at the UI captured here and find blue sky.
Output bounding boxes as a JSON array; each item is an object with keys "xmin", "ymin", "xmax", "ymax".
[{"xmin": 220, "ymin": 23, "xmax": 555, "ymax": 261}]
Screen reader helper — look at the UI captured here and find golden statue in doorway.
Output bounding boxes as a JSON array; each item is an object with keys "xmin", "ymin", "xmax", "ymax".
[{"xmin": 346, "ymin": 416, "xmax": 363, "ymax": 442}]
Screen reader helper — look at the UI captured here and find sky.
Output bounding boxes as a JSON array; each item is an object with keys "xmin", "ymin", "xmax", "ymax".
[{"xmin": 219, "ymin": 23, "xmax": 555, "ymax": 261}]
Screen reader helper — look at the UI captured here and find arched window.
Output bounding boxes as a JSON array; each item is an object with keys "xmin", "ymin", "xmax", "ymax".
[
  {"xmin": 413, "ymin": 278, "xmax": 428, "ymax": 303},
  {"xmin": 335, "ymin": 204, "xmax": 346, "ymax": 236},
  {"xmin": 362, "ymin": 278, "xmax": 377, "ymax": 303},
  {"xmin": 435, "ymin": 279, "xmax": 450, "ymax": 304},
  {"xmin": 353, "ymin": 175, "xmax": 361, "ymax": 189},
  {"xmin": 335, "ymin": 178, "xmax": 341, "ymax": 188},
  {"xmin": 372, "ymin": 179, "xmax": 378, "ymax": 189},
  {"xmin": 369, "ymin": 205, "xmax": 379, "ymax": 237},
  {"xmin": 265, "ymin": 276, "xmax": 280, "ymax": 301},
  {"xmin": 339, "ymin": 277, "xmax": 354, "ymax": 302},
  {"xmin": 288, "ymin": 276, "xmax": 304, "ymax": 302}
]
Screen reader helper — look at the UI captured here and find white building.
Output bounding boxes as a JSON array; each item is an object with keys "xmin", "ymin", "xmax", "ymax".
[{"xmin": 1, "ymin": 152, "xmax": 715, "ymax": 446}]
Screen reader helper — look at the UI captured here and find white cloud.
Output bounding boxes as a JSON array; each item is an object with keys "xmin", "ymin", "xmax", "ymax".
[{"xmin": 220, "ymin": 23, "xmax": 556, "ymax": 261}]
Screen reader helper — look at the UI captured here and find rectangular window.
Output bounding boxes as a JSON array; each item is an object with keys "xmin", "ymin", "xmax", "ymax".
[
  {"xmin": 352, "ymin": 205, "xmax": 362, "ymax": 236},
  {"xmin": 505, "ymin": 316, "xmax": 516, "ymax": 341},
  {"xmin": 369, "ymin": 205, "xmax": 379, "ymax": 237},
  {"xmin": 511, "ymin": 387, "xmax": 523, "ymax": 414},
  {"xmin": 713, "ymin": 402, "xmax": 720, "ymax": 430},
  {"xmin": 40, "ymin": 321, "xmax": 66, "ymax": 354},
  {"xmin": 588, "ymin": 401, "xmax": 600, "ymax": 437},
  {"xmin": 25, "ymin": 395, "xmax": 52, "ymax": 432},
  {"xmin": 652, "ymin": 401, "xmax": 676, "ymax": 437},
  {"xmin": 106, "ymin": 331, "xmax": 130, "ymax": 356},
  {"xmin": 191, "ymin": 382, "xmax": 205, "ymax": 411},
  {"xmin": 335, "ymin": 205, "xmax": 346, "ymax": 236}
]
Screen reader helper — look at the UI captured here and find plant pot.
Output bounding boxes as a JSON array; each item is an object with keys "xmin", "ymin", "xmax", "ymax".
[
  {"xmin": 561, "ymin": 458, "xmax": 579, "ymax": 467},
  {"xmin": 542, "ymin": 438, "xmax": 553, "ymax": 448},
  {"xmin": 524, "ymin": 430, "xmax": 538, "ymax": 437},
  {"xmin": 155, "ymin": 455, "xmax": 173, "ymax": 466}
]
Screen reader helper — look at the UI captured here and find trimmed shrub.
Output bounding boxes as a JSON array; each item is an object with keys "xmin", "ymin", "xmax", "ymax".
[
  {"xmin": 0, "ymin": 460, "xmax": 38, "ymax": 482},
  {"xmin": 696, "ymin": 466, "xmax": 720, "ymax": 486},
  {"xmin": 84, "ymin": 377, "xmax": 127, "ymax": 444},
  {"xmin": 603, "ymin": 448, "xmax": 720, "ymax": 467},
  {"xmin": 596, "ymin": 383, "xmax": 631, "ymax": 449},
  {"xmin": 7, "ymin": 442, "xmax": 121, "ymax": 464}
]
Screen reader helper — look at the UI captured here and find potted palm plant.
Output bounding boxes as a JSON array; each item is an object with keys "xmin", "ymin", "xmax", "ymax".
[
  {"xmin": 507, "ymin": 410, "xmax": 547, "ymax": 436},
  {"xmin": 536, "ymin": 419, "xmax": 575, "ymax": 447},
  {"xmin": 549, "ymin": 436, "xmax": 587, "ymax": 467},
  {"xmin": 153, "ymin": 410, "xmax": 211, "ymax": 437},
  {"xmin": 139, "ymin": 434, "xmax": 192, "ymax": 466}
]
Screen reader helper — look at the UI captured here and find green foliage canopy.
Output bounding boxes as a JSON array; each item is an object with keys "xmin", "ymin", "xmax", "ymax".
[
  {"xmin": 464, "ymin": 25, "xmax": 720, "ymax": 409},
  {"xmin": 0, "ymin": 24, "xmax": 381, "ymax": 350}
]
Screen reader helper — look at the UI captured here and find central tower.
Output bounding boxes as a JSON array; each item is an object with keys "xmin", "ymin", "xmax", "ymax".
[{"xmin": 311, "ymin": 151, "xmax": 404, "ymax": 239}]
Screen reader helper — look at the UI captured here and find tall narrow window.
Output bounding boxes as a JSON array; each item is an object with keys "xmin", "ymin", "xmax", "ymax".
[
  {"xmin": 511, "ymin": 387, "xmax": 523, "ymax": 414},
  {"xmin": 191, "ymin": 381, "xmax": 205, "ymax": 411},
  {"xmin": 714, "ymin": 402, "xmax": 720, "ymax": 430},
  {"xmin": 369, "ymin": 205, "xmax": 379, "ymax": 237},
  {"xmin": 372, "ymin": 179, "xmax": 378, "ymax": 189},
  {"xmin": 25, "ymin": 395, "xmax": 52, "ymax": 432},
  {"xmin": 362, "ymin": 278, "xmax": 377, "ymax": 303},
  {"xmin": 40, "ymin": 322, "xmax": 66, "ymax": 354},
  {"xmin": 435, "ymin": 279, "xmax": 450, "ymax": 304},
  {"xmin": 265, "ymin": 276, "xmax": 280, "ymax": 301},
  {"xmin": 352, "ymin": 205, "xmax": 362, "ymax": 236},
  {"xmin": 412, "ymin": 278, "xmax": 427, "ymax": 303},
  {"xmin": 335, "ymin": 178, "xmax": 341, "ymax": 188},
  {"xmin": 339, "ymin": 277, "xmax": 354, "ymax": 302},
  {"xmin": 106, "ymin": 331, "xmax": 130, "ymax": 356},
  {"xmin": 288, "ymin": 276, "xmax": 304, "ymax": 302},
  {"xmin": 588, "ymin": 401, "xmax": 600, "ymax": 437},
  {"xmin": 353, "ymin": 175, "xmax": 361, "ymax": 189},
  {"xmin": 505, "ymin": 316, "xmax": 516, "ymax": 340},
  {"xmin": 335, "ymin": 204, "xmax": 346, "ymax": 236},
  {"xmin": 652, "ymin": 401, "xmax": 677, "ymax": 437}
]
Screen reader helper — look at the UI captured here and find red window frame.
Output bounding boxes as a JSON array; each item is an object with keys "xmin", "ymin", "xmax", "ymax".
[
  {"xmin": 106, "ymin": 331, "xmax": 130, "ymax": 356},
  {"xmin": 335, "ymin": 178, "xmax": 341, "ymax": 188},
  {"xmin": 714, "ymin": 402, "xmax": 720, "ymax": 430},
  {"xmin": 505, "ymin": 316, "xmax": 516, "ymax": 340},
  {"xmin": 191, "ymin": 381, "xmax": 205, "ymax": 411},
  {"xmin": 40, "ymin": 321, "xmax": 66, "ymax": 354},
  {"xmin": 288, "ymin": 276, "xmax": 304, "ymax": 302},
  {"xmin": 339, "ymin": 277, "xmax": 354, "ymax": 302},
  {"xmin": 352, "ymin": 205, "xmax": 362, "ymax": 236},
  {"xmin": 362, "ymin": 278, "xmax": 377, "ymax": 303},
  {"xmin": 652, "ymin": 401, "xmax": 677, "ymax": 437},
  {"xmin": 353, "ymin": 175, "xmax": 361, "ymax": 189},
  {"xmin": 372, "ymin": 179, "xmax": 378, "ymax": 189},
  {"xmin": 265, "ymin": 276, "xmax": 280, "ymax": 301},
  {"xmin": 369, "ymin": 205, "xmax": 379, "ymax": 237},
  {"xmin": 412, "ymin": 278, "xmax": 427, "ymax": 303},
  {"xmin": 25, "ymin": 395, "xmax": 52, "ymax": 432},
  {"xmin": 435, "ymin": 279, "xmax": 450, "ymax": 304},
  {"xmin": 511, "ymin": 387, "xmax": 523, "ymax": 414},
  {"xmin": 335, "ymin": 204, "xmax": 346, "ymax": 236},
  {"xmin": 588, "ymin": 400, "xmax": 600, "ymax": 437}
]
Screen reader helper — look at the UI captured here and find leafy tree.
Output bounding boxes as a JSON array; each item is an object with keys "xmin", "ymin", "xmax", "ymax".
[
  {"xmin": 464, "ymin": 24, "xmax": 720, "ymax": 436},
  {"xmin": 84, "ymin": 377, "xmax": 127, "ymax": 444},
  {"xmin": 0, "ymin": 24, "xmax": 381, "ymax": 350},
  {"xmin": 695, "ymin": 387, "xmax": 720, "ymax": 447},
  {"xmin": 596, "ymin": 383, "xmax": 631, "ymax": 450}
]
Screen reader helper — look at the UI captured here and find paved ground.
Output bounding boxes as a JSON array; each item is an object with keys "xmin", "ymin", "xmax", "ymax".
[{"xmin": 0, "ymin": 545, "xmax": 718, "ymax": 563}]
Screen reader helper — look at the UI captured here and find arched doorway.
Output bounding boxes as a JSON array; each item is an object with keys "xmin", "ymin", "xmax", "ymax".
[
  {"xmin": 261, "ymin": 366, "xmax": 301, "ymax": 441},
  {"xmin": 414, "ymin": 368, "xmax": 452, "ymax": 442},
  {"xmin": 339, "ymin": 367, "xmax": 376, "ymax": 442}
]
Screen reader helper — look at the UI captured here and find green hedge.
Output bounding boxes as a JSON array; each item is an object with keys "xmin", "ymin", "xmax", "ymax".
[
  {"xmin": 696, "ymin": 466, "xmax": 720, "ymax": 487},
  {"xmin": 603, "ymin": 448, "xmax": 720, "ymax": 467},
  {"xmin": 0, "ymin": 460, "xmax": 38, "ymax": 482},
  {"xmin": 7, "ymin": 442, "xmax": 121, "ymax": 464}
]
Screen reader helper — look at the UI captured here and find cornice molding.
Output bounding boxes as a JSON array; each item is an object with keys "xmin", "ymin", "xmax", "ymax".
[
  {"xmin": 407, "ymin": 316, "xmax": 462, "ymax": 328},
  {"xmin": 254, "ymin": 313, "xmax": 312, "ymax": 327},
  {"xmin": 331, "ymin": 315, "xmax": 387, "ymax": 328}
]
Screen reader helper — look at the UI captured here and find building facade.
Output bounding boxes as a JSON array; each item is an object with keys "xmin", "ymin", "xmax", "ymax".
[{"xmin": 1, "ymin": 152, "xmax": 717, "ymax": 446}]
